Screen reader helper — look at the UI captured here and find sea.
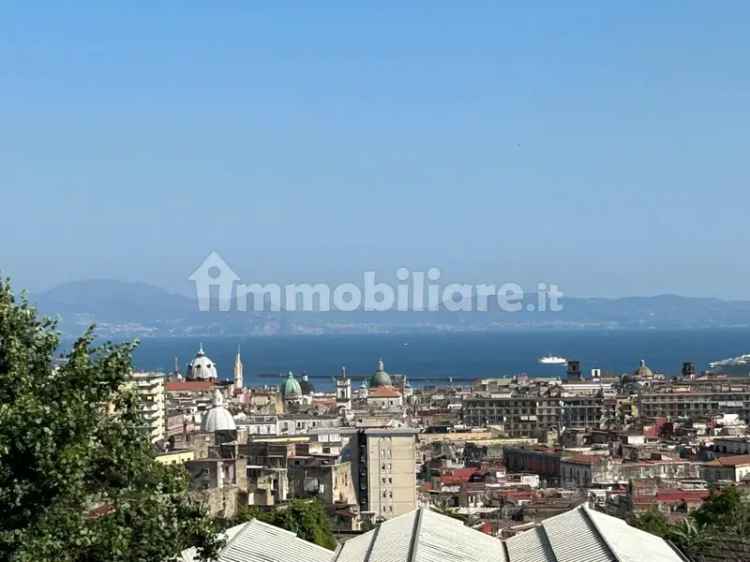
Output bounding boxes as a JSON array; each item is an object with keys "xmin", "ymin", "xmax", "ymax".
[{"xmin": 96, "ymin": 329, "xmax": 750, "ymax": 390}]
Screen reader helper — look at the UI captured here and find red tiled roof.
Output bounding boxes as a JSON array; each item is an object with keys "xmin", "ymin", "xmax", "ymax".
[
  {"xmin": 367, "ymin": 386, "xmax": 402, "ymax": 398},
  {"xmin": 166, "ymin": 381, "xmax": 214, "ymax": 392},
  {"xmin": 632, "ymin": 489, "xmax": 710, "ymax": 505},
  {"xmin": 439, "ymin": 467, "xmax": 478, "ymax": 486}
]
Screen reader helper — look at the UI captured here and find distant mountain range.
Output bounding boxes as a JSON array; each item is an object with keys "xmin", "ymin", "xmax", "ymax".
[{"xmin": 32, "ymin": 279, "xmax": 750, "ymax": 337}]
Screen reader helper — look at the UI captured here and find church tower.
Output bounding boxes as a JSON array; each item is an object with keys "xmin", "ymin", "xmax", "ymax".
[
  {"xmin": 336, "ymin": 366, "xmax": 352, "ymax": 410},
  {"xmin": 233, "ymin": 346, "xmax": 244, "ymax": 391}
]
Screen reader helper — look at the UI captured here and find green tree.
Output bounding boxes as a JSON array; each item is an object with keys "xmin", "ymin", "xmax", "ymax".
[
  {"xmin": 632, "ymin": 487, "xmax": 750, "ymax": 560},
  {"xmin": 234, "ymin": 499, "xmax": 336, "ymax": 550},
  {"xmin": 629, "ymin": 509, "xmax": 671, "ymax": 538},
  {"xmin": 692, "ymin": 486, "xmax": 747, "ymax": 531},
  {"xmin": 666, "ymin": 518, "xmax": 711, "ymax": 554},
  {"xmin": 0, "ymin": 280, "xmax": 222, "ymax": 561}
]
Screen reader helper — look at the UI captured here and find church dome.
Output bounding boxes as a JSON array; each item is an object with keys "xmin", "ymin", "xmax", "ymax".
[
  {"xmin": 634, "ymin": 359, "xmax": 654, "ymax": 379},
  {"xmin": 369, "ymin": 359, "xmax": 392, "ymax": 388},
  {"xmin": 201, "ymin": 390, "xmax": 236, "ymax": 432},
  {"xmin": 188, "ymin": 345, "xmax": 218, "ymax": 380},
  {"xmin": 281, "ymin": 371, "xmax": 302, "ymax": 398}
]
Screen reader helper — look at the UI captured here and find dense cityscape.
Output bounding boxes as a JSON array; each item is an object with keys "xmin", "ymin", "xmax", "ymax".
[
  {"xmin": 4, "ymin": 3, "xmax": 750, "ymax": 561},
  {"xmin": 104, "ymin": 340, "xmax": 749, "ymax": 561}
]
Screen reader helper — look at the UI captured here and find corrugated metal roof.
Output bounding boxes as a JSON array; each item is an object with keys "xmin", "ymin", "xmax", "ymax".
[
  {"xmin": 182, "ymin": 505, "xmax": 685, "ymax": 562},
  {"xmin": 181, "ymin": 519, "xmax": 334, "ymax": 562},
  {"xmin": 335, "ymin": 509, "xmax": 506, "ymax": 562},
  {"xmin": 334, "ymin": 531, "xmax": 373, "ymax": 562},
  {"xmin": 584, "ymin": 506, "xmax": 684, "ymax": 562},
  {"xmin": 366, "ymin": 511, "xmax": 418, "ymax": 562},
  {"xmin": 415, "ymin": 509, "xmax": 506, "ymax": 562},
  {"xmin": 541, "ymin": 505, "xmax": 615, "ymax": 562},
  {"xmin": 505, "ymin": 527, "xmax": 555, "ymax": 562},
  {"xmin": 504, "ymin": 505, "xmax": 685, "ymax": 562}
]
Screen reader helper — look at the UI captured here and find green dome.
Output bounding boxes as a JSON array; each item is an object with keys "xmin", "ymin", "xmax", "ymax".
[
  {"xmin": 369, "ymin": 359, "xmax": 392, "ymax": 388},
  {"xmin": 634, "ymin": 359, "xmax": 654, "ymax": 379},
  {"xmin": 281, "ymin": 372, "xmax": 302, "ymax": 397}
]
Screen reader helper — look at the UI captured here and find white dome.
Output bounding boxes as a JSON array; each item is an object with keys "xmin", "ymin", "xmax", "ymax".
[
  {"xmin": 201, "ymin": 390, "xmax": 236, "ymax": 432},
  {"xmin": 188, "ymin": 345, "xmax": 218, "ymax": 380}
]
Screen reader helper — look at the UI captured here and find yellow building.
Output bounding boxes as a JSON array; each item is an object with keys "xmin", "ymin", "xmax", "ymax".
[{"xmin": 155, "ymin": 449, "xmax": 196, "ymax": 466}]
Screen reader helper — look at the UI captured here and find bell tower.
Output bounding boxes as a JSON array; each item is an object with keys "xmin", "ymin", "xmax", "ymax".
[
  {"xmin": 233, "ymin": 346, "xmax": 244, "ymax": 391},
  {"xmin": 336, "ymin": 366, "xmax": 352, "ymax": 409}
]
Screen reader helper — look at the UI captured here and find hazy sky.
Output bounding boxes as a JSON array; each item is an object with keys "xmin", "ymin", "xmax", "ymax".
[{"xmin": 2, "ymin": 3, "xmax": 749, "ymax": 298}]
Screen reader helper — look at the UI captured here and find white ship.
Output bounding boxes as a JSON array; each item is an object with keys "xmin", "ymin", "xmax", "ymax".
[
  {"xmin": 538, "ymin": 355, "xmax": 567, "ymax": 365},
  {"xmin": 708, "ymin": 354, "xmax": 750, "ymax": 375}
]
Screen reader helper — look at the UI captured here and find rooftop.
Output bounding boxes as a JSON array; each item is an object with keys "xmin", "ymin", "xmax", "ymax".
[
  {"xmin": 367, "ymin": 386, "xmax": 403, "ymax": 398},
  {"xmin": 438, "ymin": 467, "xmax": 479, "ymax": 486},
  {"xmin": 704, "ymin": 454, "xmax": 750, "ymax": 467},
  {"xmin": 166, "ymin": 380, "xmax": 214, "ymax": 392},
  {"xmin": 182, "ymin": 505, "xmax": 686, "ymax": 562},
  {"xmin": 181, "ymin": 518, "xmax": 333, "ymax": 562}
]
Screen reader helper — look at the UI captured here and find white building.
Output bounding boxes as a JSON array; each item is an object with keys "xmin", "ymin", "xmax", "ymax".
[
  {"xmin": 129, "ymin": 372, "xmax": 166, "ymax": 443},
  {"xmin": 235, "ymin": 415, "xmax": 279, "ymax": 436},
  {"xmin": 278, "ymin": 414, "xmax": 340, "ymax": 435},
  {"xmin": 336, "ymin": 367, "xmax": 352, "ymax": 410}
]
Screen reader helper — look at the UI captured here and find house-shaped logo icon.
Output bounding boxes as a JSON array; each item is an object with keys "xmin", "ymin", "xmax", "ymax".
[{"xmin": 189, "ymin": 251, "xmax": 240, "ymax": 311}]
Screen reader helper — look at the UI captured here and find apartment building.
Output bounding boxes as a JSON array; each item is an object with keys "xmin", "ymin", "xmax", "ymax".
[
  {"xmin": 128, "ymin": 371, "xmax": 166, "ymax": 443},
  {"xmin": 463, "ymin": 390, "xmax": 615, "ymax": 436},
  {"xmin": 637, "ymin": 382, "xmax": 750, "ymax": 422},
  {"xmin": 350, "ymin": 428, "xmax": 418, "ymax": 520}
]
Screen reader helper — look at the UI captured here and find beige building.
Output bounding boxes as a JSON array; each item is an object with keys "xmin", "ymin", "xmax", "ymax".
[
  {"xmin": 702, "ymin": 454, "xmax": 750, "ymax": 482},
  {"xmin": 129, "ymin": 372, "xmax": 166, "ymax": 443},
  {"xmin": 350, "ymin": 428, "xmax": 418, "ymax": 520},
  {"xmin": 463, "ymin": 390, "xmax": 616, "ymax": 437},
  {"xmin": 636, "ymin": 381, "xmax": 750, "ymax": 422},
  {"xmin": 366, "ymin": 386, "xmax": 403, "ymax": 410}
]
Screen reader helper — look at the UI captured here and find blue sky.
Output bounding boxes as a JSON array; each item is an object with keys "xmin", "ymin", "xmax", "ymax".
[{"xmin": 2, "ymin": 3, "xmax": 749, "ymax": 298}]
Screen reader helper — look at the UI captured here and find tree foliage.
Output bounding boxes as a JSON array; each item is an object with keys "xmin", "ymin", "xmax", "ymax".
[
  {"xmin": 630, "ymin": 486, "xmax": 750, "ymax": 558},
  {"xmin": 0, "ymin": 280, "xmax": 222, "ymax": 561},
  {"xmin": 233, "ymin": 499, "xmax": 337, "ymax": 550},
  {"xmin": 629, "ymin": 509, "xmax": 672, "ymax": 538},
  {"xmin": 692, "ymin": 485, "xmax": 748, "ymax": 531}
]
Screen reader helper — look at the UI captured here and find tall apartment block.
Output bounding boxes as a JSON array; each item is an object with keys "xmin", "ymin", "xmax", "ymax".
[
  {"xmin": 350, "ymin": 428, "xmax": 418, "ymax": 520},
  {"xmin": 128, "ymin": 372, "xmax": 166, "ymax": 443}
]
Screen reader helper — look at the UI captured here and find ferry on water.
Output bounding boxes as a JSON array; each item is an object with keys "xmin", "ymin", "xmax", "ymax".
[{"xmin": 538, "ymin": 355, "xmax": 567, "ymax": 365}]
